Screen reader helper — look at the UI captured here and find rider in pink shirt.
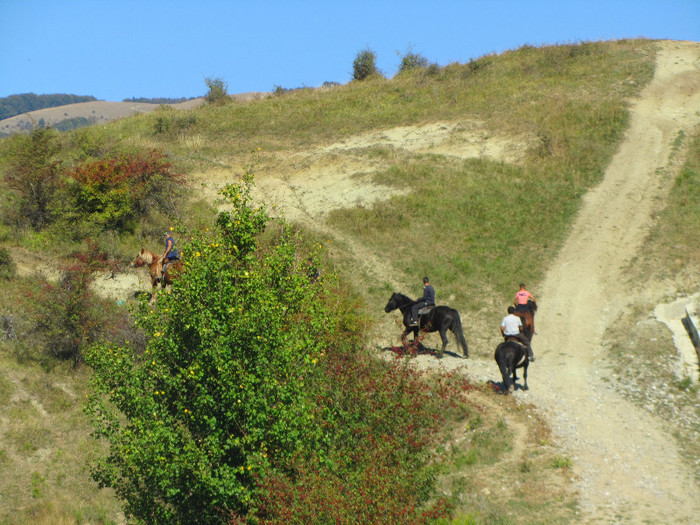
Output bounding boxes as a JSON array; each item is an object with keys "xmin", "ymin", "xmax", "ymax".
[{"xmin": 514, "ymin": 283, "xmax": 535, "ymax": 311}]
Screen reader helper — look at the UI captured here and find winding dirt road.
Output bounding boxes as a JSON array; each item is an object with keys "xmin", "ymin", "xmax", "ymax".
[{"xmin": 526, "ymin": 40, "xmax": 700, "ymax": 523}]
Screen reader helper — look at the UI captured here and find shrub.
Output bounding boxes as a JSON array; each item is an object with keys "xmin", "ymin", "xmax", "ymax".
[
  {"xmin": 1, "ymin": 127, "xmax": 62, "ymax": 230},
  {"xmin": 64, "ymin": 150, "xmax": 185, "ymax": 233},
  {"xmin": 398, "ymin": 49, "xmax": 429, "ymax": 73},
  {"xmin": 0, "ymin": 247, "xmax": 15, "ymax": 280},
  {"xmin": 26, "ymin": 240, "xmax": 126, "ymax": 365},
  {"xmin": 85, "ymin": 174, "xmax": 335, "ymax": 523},
  {"xmin": 204, "ymin": 76, "xmax": 229, "ymax": 105},
  {"xmin": 353, "ymin": 48, "xmax": 380, "ymax": 81}
]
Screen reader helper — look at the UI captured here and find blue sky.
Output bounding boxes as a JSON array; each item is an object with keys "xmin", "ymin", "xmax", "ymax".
[{"xmin": 1, "ymin": 0, "xmax": 698, "ymax": 102}]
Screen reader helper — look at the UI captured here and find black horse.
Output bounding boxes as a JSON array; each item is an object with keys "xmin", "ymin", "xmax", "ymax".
[
  {"xmin": 494, "ymin": 340, "xmax": 529, "ymax": 393},
  {"xmin": 384, "ymin": 292, "xmax": 469, "ymax": 358}
]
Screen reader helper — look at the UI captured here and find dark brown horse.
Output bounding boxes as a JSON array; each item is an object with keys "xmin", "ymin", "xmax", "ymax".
[
  {"xmin": 130, "ymin": 249, "xmax": 181, "ymax": 289},
  {"xmin": 384, "ymin": 292, "xmax": 469, "ymax": 358},
  {"xmin": 495, "ymin": 340, "xmax": 529, "ymax": 392},
  {"xmin": 514, "ymin": 300, "xmax": 537, "ymax": 336}
]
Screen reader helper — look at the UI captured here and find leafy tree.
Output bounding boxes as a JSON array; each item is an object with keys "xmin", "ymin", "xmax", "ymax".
[
  {"xmin": 398, "ymin": 48, "xmax": 429, "ymax": 73},
  {"xmin": 2, "ymin": 127, "xmax": 62, "ymax": 230},
  {"xmin": 204, "ymin": 76, "xmax": 229, "ymax": 105},
  {"xmin": 352, "ymin": 47, "xmax": 380, "ymax": 81},
  {"xmin": 85, "ymin": 174, "xmax": 334, "ymax": 523}
]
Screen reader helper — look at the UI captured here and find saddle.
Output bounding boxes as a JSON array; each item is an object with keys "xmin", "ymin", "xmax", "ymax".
[
  {"xmin": 408, "ymin": 305, "xmax": 434, "ymax": 326},
  {"xmin": 418, "ymin": 305, "xmax": 435, "ymax": 316},
  {"xmin": 505, "ymin": 335, "xmax": 528, "ymax": 348}
]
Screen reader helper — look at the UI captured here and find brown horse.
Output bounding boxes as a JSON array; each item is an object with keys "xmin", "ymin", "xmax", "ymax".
[
  {"xmin": 514, "ymin": 300, "xmax": 537, "ymax": 336},
  {"xmin": 130, "ymin": 249, "xmax": 181, "ymax": 288}
]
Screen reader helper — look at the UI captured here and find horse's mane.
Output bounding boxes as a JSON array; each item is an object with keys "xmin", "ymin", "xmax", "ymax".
[
  {"xmin": 139, "ymin": 249, "xmax": 157, "ymax": 265},
  {"xmin": 395, "ymin": 292, "xmax": 413, "ymax": 303}
]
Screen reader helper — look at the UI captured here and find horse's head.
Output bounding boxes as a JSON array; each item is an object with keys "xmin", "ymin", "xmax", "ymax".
[
  {"xmin": 384, "ymin": 292, "xmax": 402, "ymax": 313},
  {"xmin": 130, "ymin": 249, "xmax": 153, "ymax": 268}
]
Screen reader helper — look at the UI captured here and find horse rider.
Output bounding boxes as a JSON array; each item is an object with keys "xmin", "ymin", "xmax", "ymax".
[
  {"xmin": 514, "ymin": 283, "xmax": 536, "ymax": 313},
  {"xmin": 160, "ymin": 230, "xmax": 180, "ymax": 281},
  {"xmin": 410, "ymin": 276, "xmax": 435, "ymax": 326},
  {"xmin": 500, "ymin": 306, "xmax": 535, "ymax": 361}
]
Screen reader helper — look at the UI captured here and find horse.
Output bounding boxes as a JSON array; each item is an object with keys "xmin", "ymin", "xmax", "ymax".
[
  {"xmin": 384, "ymin": 292, "xmax": 469, "ymax": 358},
  {"xmin": 495, "ymin": 339, "xmax": 529, "ymax": 392},
  {"xmin": 514, "ymin": 300, "xmax": 537, "ymax": 335},
  {"xmin": 130, "ymin": 249, "xmax": 181, "ymax": 289}
]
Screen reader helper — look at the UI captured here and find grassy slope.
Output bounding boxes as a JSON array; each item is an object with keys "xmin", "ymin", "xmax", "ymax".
[{"xmin": 3, "ymin": 38, "xmax": 691, "ymax": 524}]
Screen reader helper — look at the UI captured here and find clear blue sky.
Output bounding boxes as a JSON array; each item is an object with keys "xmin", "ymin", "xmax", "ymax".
[{"xmin": 1, "ymin": 0, "xmax": 698, "ymax": 101}]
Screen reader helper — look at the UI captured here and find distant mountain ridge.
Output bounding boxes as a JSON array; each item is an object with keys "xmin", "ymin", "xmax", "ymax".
[
  {"xmin": 0, "ymin": 92, "xmax": 268, "ymax": 137},
  {"xmin": 0, "ymin": 92, "xmax": 97, "ymax": 120}
]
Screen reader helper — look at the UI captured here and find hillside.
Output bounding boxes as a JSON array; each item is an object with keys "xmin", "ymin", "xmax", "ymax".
[
  {"xmin": 0, "ymin": 92, "xmax": 267, "ymax": 135},
  {"xmin": 189, "ymin": 41, "xmax": 700, "ymax": 522},
  {"xmin": 1, "ymin": 39, "xmax": 699, "ymax": 524}
]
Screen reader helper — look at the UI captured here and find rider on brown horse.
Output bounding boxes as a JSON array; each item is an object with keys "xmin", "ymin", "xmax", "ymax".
[
  {"xmin": 500, "ymin": 305, "xmax": 534, "ymax": 362},
  {"xmin": 159, "ymin": 231, "xmax": 180, "ymax": 282},
  {"xmin": 514, "ymin": 283, "xmax": 537, "ymax": 330}
]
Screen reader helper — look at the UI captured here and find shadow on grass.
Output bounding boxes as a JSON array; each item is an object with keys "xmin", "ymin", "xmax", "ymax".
[
  {"xmin": 486, "ymin": 378, "xmax": 528, "ymax": 394},
  {"xmin": 382, "ymin": 341, "xmax": 466, "ymax": 360}
]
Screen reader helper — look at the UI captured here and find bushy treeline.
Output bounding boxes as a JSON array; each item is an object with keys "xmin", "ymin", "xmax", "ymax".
[
  {"xmin": 0, "ymin": 93, "xmax": 97, "ymax": 120},
  {"xmin": 0, "ymin": 127, "xmax": 185, "ymax": 239},
  {"xmin": 122, "ymin": 96, "xmax": 198, "ymax": 104}
]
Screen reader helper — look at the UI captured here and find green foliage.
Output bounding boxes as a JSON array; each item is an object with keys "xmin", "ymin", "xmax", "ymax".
[
  {"xmin": 204, "ymin": 76, "xmax": 229, "ymax": 105},
  {"xmin": 85, "ymin": 175, "xmax": 334, "ymax": 522},
  {"xmin": 353, "ymin": 47, "xmax": 380, "ymax": 81},
  {"xmin": 398, "ymin": 48, "xmax": 429, "ymax": 73},
  {"xmin": 152, "ymin": 106, "xmax": 197, "ymax": 135},
  {"xmin": 0, "ymin": 247, "xmax": 16, "ymax": 280},
  {"xmin": 63, "ymin": 150, "xmax": 185, "ymax": 234},
  {"xmin": 53, "ymin": 116, "xmax": 97, "ymax": 132},
  {"xmin": 1, "ymin": 128, "xmax": 62, "ymax": 230}
]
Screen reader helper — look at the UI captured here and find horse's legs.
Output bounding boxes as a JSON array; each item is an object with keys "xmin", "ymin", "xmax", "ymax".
[
  {"xmin": 438, "ymin": 328, "xmax": 449, "ymax": 358},
  {"xmin": 523, "ymin": 362, "xmax": 529, "ymax": 390}
]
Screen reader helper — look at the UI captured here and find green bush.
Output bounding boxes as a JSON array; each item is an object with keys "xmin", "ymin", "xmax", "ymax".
[
  {"xmin": 353, "ymin": 47, "xmax": 380, "ymax": 81},
  {"xmin": 1, "ymin": 127, "xmax": 62, "ymax": 231},
  {"xmin": 62, "ymin": 150, "xmax": 185, "ymax": 234},
  {"xmin": 398, "ymin": 49, "xmax": 429, "ymax": 73},
  {"xmin": 0, "ymin": 247, "xmax": 15, "ymax": 280},
  {"xmin": 204, "ymin": 76, "xmax": 229, "ymax": 105},
  {"xmin": 85, "ymin": 174, "xmax": 335, "ymax": 522}
]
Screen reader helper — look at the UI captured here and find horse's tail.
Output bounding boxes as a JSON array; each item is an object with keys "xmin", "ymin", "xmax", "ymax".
[{"xmin": 451, "ymin": 310, "xmax": 469, "ymax": 358}]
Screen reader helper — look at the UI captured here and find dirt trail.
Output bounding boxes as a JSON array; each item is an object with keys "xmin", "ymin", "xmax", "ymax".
[{"xmin": 525, "ymin": 40, "xmax": 700, "ymax": 523}]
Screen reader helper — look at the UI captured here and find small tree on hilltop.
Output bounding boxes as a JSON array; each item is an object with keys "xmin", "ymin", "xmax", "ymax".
[
  {"xmin": 352, "ymin": 47, "xmax": 380, "ymax": 81},
  {"xmin": 398, "ymin": 47, "xmax": 429, "ymax": 73},
  {"xmin": 204, "ymin": 76, "xmax": 229, "ymax": 105}
]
